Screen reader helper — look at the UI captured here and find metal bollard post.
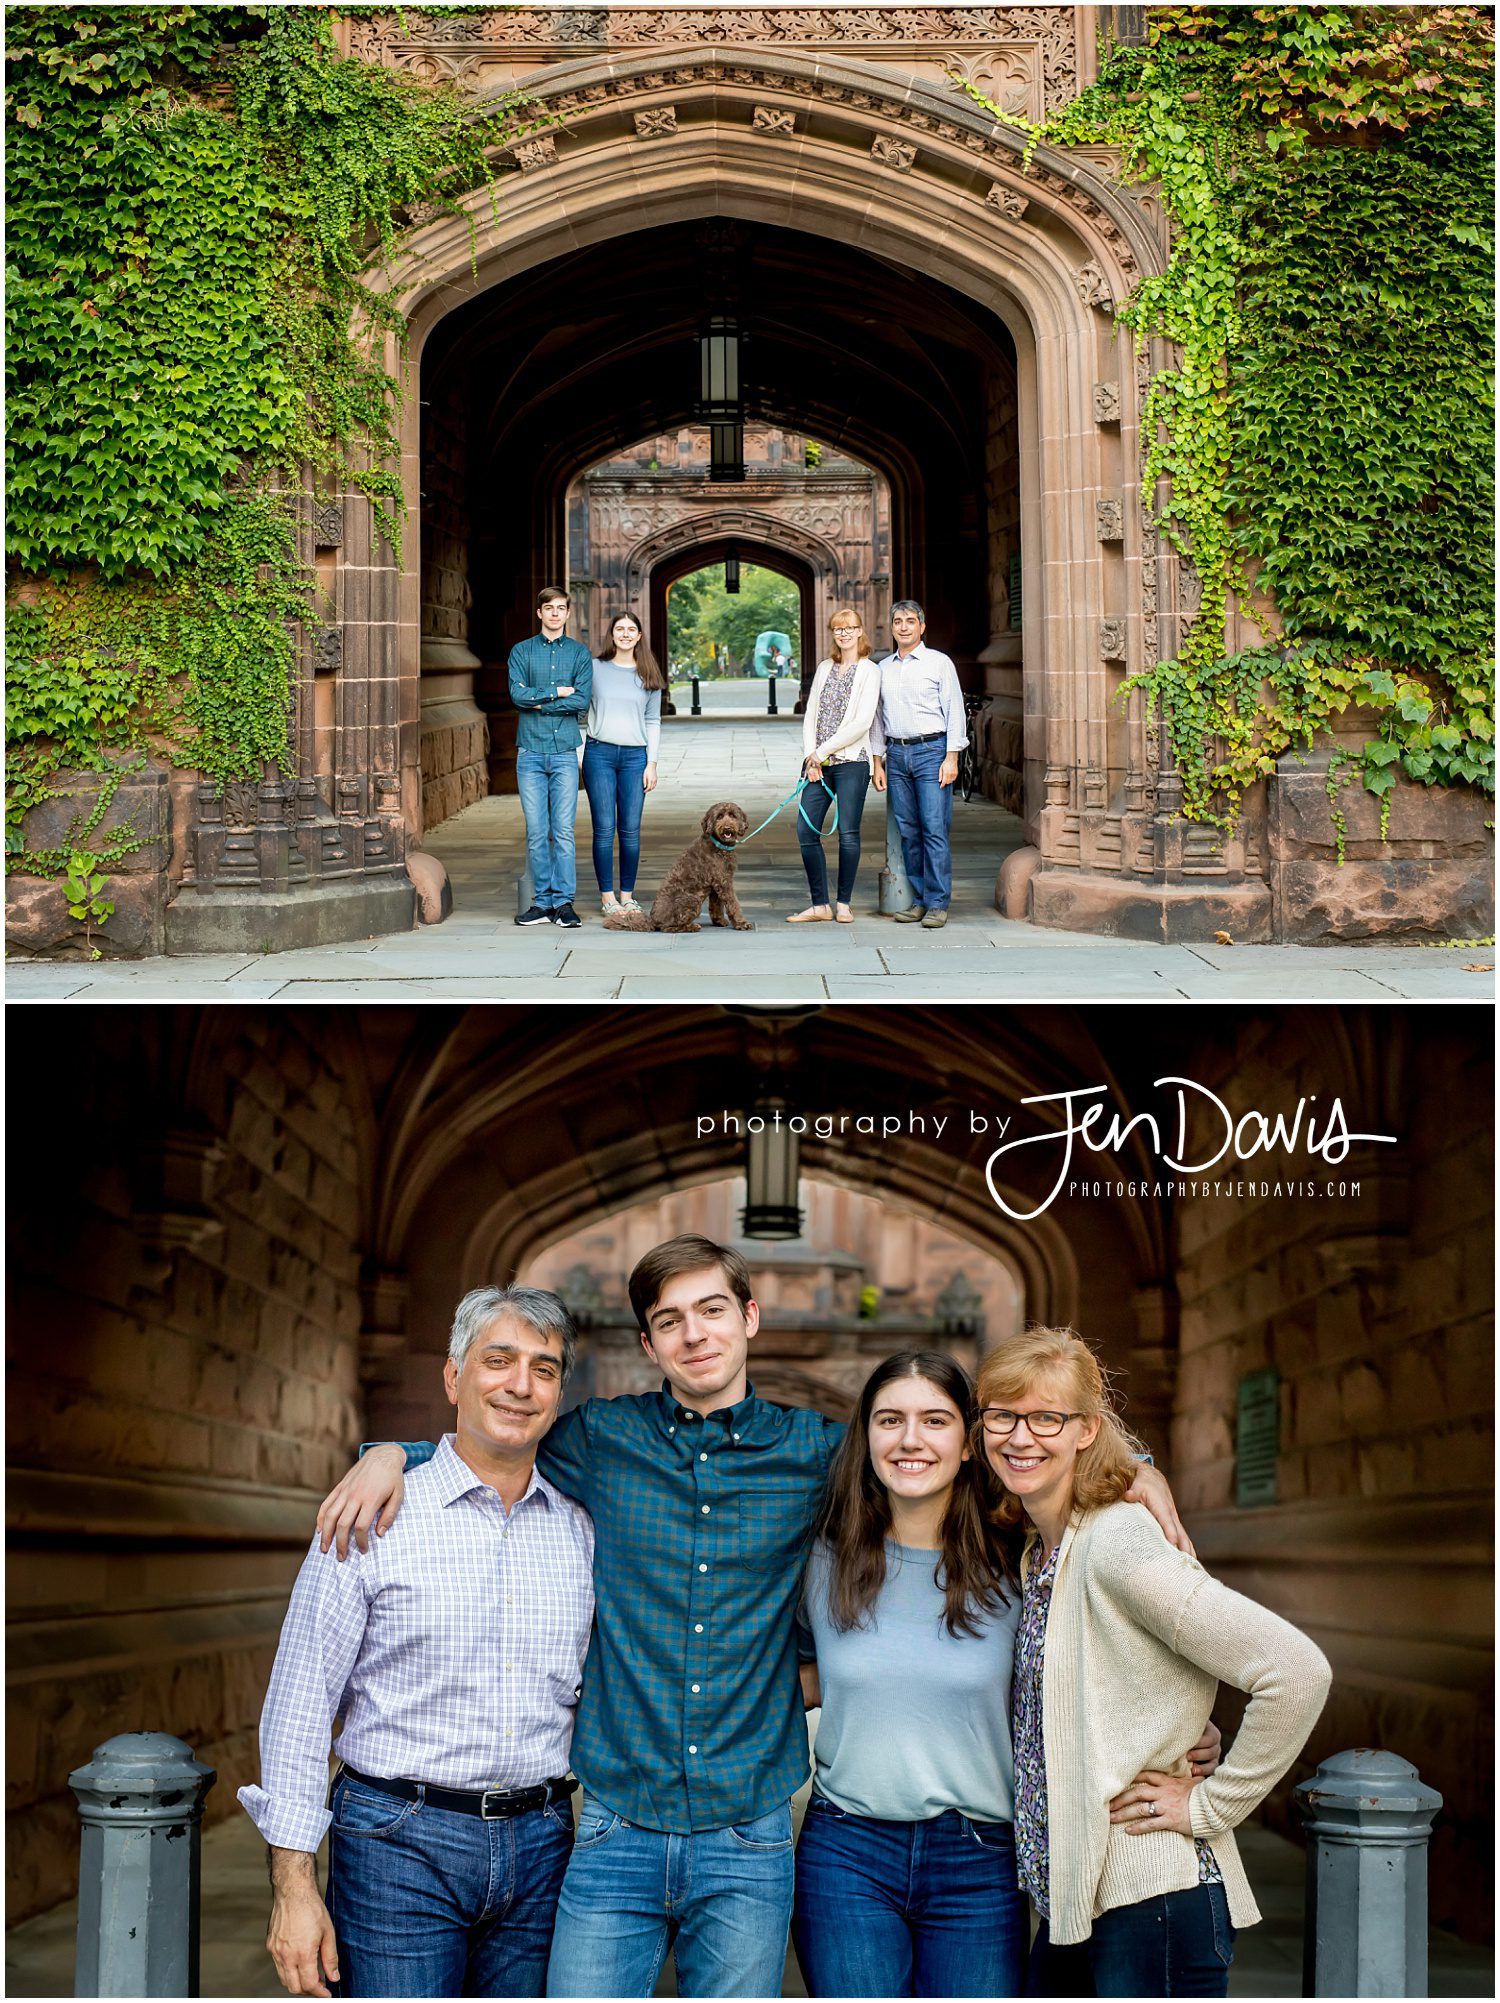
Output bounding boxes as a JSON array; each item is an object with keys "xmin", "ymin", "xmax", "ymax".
[
  {"xmin": 70, "ymin": 1732, "xmax": 217, "ymax": 1998},
  {"xmin": 767, "ymin": 672, "xmax": 779, "ymax": 717},
  {"xmin": 877, "ymin": 789, "xmax": 915, "ymax": 913},
  {"xmin": 690, "ymin": 672, "xmax": 702, "ymax": 717},
  {"xmin": 1295, "ymin": 1748, "xmax": 1442, "ymax": 1998}
]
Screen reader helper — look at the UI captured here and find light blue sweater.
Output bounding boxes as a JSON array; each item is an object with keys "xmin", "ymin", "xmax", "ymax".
[{"xmin": 587, "ymin": 657, "xmax": 662, "ymax": 761}]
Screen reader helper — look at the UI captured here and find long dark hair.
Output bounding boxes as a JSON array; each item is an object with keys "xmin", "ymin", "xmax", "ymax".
[
  {"xmin": 599, "ymin": 611, "xmax": 666, "ymax": 693},
  {"xmin": 814, "ymin": 1348, "xmax": 1017, "ymax": 1638}
]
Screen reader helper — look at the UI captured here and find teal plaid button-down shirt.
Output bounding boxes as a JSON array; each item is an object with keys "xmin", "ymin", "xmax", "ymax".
[{"xmin": 403, "ymin": 1386, "xmax": 840, "ymax": 1832}]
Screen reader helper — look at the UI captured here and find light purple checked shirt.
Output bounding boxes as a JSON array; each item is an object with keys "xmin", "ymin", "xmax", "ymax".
[
  {"xmin": 868, "ymin": 642, "xmax": 968, "ymax": 756},
  {"xmin": 238, "ymin": 1434, "xmax": 595, "ymax": 1853}
]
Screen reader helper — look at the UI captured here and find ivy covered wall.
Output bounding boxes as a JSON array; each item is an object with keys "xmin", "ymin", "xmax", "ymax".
[{"xmin": 5, "ymin": 5, "xmax": 1495, "ymax": 912}]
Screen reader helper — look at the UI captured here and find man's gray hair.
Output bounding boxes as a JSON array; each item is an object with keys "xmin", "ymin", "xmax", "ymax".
[
  {"xmin": 448, "ymin": 1286, "xmax": 578, "ymax": 1381},
  {"xmin": 891, "ymin": 598, "xmax": 926, "ymax": 623}
]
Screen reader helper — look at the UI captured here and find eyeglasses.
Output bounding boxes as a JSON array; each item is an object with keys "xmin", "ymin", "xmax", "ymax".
[{"xmin": 979, "ymin": 1407, "xmax": 1085, "ymax": 1439}]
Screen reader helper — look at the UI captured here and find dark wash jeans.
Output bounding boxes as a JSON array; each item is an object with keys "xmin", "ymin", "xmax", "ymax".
[
  {"xmin": 581, "ymin": 737, "xmax": 648, "ymax": 893},
  {"xmin": 327, "ymin": 1771, "xmax": 572, "ymax": 1998},
  {"xmin": 796, "ymin": 761, "xmax": 871, "ymax": 906},
  {"xmin": 884, "ymin": 737, "xmax": 954, "ymax": 910},
  {"xmin": 1026, "ymin": 1882, "xmax": 1235, "ymax": 1998},
  {"xmin": 792, "ymin": 1791, "xmax": 1025, "ymax": 1999}
]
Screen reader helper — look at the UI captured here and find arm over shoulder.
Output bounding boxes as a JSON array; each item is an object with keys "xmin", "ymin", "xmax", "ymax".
[{"xmin": 536, "ymin": 1403, "xmax": 595, "ymax": 1507}]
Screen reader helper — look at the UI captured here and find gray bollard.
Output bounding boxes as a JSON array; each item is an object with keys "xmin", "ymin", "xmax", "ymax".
[
  {"xmin": 69, "ymin": 1732, "xmax": 217, "ymax": 1998},
  {"xmin": 1295, "ymin": 1748, "xmax": 1442, "ymax": 1998},
  {"xmin": 877, "ymin": 790, "xmax": 915, "ymax": 913}
]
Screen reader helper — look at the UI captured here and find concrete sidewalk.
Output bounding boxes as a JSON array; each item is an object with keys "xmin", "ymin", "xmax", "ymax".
[
  {"xmin": 7, "ymin": 1800, "xmax": 1490, "ymax": 1998},
  {"xmin": 7, "ymin": 725, "xmax": 1493, "ymax": 1002}
]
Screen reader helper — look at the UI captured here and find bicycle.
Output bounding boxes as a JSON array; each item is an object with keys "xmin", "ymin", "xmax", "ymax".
[{"xmin": 958, "ymin": 692, "xmax": 987, "ymax": 802}]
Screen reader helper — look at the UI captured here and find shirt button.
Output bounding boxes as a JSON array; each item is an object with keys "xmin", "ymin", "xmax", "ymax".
[
  {"xmin": 691, "ymin": 1684, "xmax": 701, "ymax": 1694},
  {"xmin": 694, "ymin": 1623, "xmax": 704, "ymax": 1633},
  {"xmin": 669, "ymin": 1427, "xmax": 675, "ymax": 1435},
  {"xmin": 701, "ymin": 1504, "xmax": 710, "ymax": 1514},
  {"xmin": 688, "ymin": 1745, "xmax": 698, "ymax": 1755},
  {"xmin": 699, "ymin": 1563, "xmax": 708, "ymax": 1573},
  {"xmin": 700, "ymin": 1453, "xmax": 708, "ymax": 1462}
]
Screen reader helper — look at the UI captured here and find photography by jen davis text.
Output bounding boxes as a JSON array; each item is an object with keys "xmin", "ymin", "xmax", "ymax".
[{"xmin": 700, "ymin": 1077, "xmax": 1400, "ymax": 1222}]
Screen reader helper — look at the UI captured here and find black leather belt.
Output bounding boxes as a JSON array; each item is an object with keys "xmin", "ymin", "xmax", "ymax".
[
  {"xmin": 339, "ymin": 1764, "xmax": 577, "ymax": 1820},
  {"xmin": 885, "ymin": 730, "xmax": 946, "ymax": 745}
]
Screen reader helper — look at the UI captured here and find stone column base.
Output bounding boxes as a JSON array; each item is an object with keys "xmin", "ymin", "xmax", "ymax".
[
  {"xmin": 1029, "ymin": 866, "xmax": 1273, "ymax": 943},
  {"xmin": 165, "ymin": 878, "xmax": 415, "ymax": 956}
]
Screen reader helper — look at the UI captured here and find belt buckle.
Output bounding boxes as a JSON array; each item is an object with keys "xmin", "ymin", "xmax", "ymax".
[{"xmin": 480, "ymin": 1787, "xmax": 514, "ymax": 1819}]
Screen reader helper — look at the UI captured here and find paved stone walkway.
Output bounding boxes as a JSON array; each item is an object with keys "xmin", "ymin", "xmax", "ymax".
[
  {"xmin": 6, "ymin": 724, "xmax": 1493, "ymax": 1001},
  {"xmin": 7, "ymin": 1793, "xmax": 1490, "ymax": 1998}
]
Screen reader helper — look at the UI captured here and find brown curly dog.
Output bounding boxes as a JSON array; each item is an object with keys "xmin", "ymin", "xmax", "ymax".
[{"xmin": 602, "ymin": 801, "xmax": 755, "ymax": 933}]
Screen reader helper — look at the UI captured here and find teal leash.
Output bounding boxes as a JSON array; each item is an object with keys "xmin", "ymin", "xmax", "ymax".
[{"xmin": 709, "ymin": 772, "xmax": 839, "ymax": 850}]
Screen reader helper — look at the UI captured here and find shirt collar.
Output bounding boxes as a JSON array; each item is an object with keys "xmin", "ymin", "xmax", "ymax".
[
  {"xmin": 432, "ymin": 1432, "xmax": 556, "ymax": 1510},
  {"xmin": 893, "ymin": 641, "xmax": 929, "ymax": 663},
  {"xmin": 656, "ymin": 1379, "xmax": 768, "ymax": 1437}
]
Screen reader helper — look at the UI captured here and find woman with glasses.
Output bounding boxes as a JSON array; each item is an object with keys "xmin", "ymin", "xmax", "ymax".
[
  {"xmin": 791, "ymin": 1349, "xmax": 1217, "ymax": 2000},
  {"xmin": 975, "ymin": 1329, "xmax": 1331, "ymax": 1998},
  {"xmin": 786, "ymin": 612, "xmax": 881, "ymax": 925},
  {"xmin": 583, "ymin": 612, "xmax": 666, "ymax": 915}
]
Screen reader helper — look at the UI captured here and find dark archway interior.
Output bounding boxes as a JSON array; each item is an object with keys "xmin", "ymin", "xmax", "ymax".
[{"xmin": 419, "ymin": 217, "xmax": 1020, "ymax": 786}]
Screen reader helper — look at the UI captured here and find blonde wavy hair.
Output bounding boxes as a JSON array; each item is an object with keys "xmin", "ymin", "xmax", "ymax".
[
  {"xmin": 826, "ymin": 611, "xmax": 871, "ymax": 661},
  {"xmin": 975, "ymin": 1326, "xmax": 1148, "ymax": 1529}
]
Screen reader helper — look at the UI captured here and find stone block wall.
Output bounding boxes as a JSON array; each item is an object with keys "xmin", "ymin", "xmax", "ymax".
[
  {"xmin": 6, "ymin": 1018, "xmax": 365, "ymax": 1924},
  {"xmin": 980, "ymin": 364, "xmax": 1024, "ymax": 812},
  {"xmin": 419, "ymin": 377, "xmax": 490, "ymax": 831},
  {"xmin": 1168, "ymin": 1019, "xmax": 1494, "ymax": 1937}
]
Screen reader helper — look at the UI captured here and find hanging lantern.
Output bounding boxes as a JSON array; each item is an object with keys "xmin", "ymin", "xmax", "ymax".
[
  {"xmin": 697, "ymin": 317, "xmax": 745, "ymax": 483},
  {"xmin": 724, "ymin": 550, "xmax": 741, "ymax": 594},
  {"xmin": 742, "ymin": 1095, "xmax": 801, "ymax": 1240}
]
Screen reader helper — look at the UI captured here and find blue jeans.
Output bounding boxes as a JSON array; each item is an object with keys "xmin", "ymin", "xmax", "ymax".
[
  {"xmin": 885, "ymin": 738, "xmax": 954, "ymax": 910},
  {"xmin": 796, "ymin": 762, "xmax": 871, "ymax": 905},
  {"xmin": 546, "ymin": 1793, "xmax": 794, "ymax": 1999},
  {"xmin": 516, "ymin": 748, "xmax": 579, "ymax": 908},
  {"xmin": 1026, "ymin": 1883, "xmax": 1235, "ymax": 1998},
  {"xmin": 792, "ymin": 1793, "xmax": 1024, "ymax": 1999},
  {"xmin": 326, "ymin": 1771, "xmax": 573, "ymax": 1998},
  {"xmin": 581, "ymin": 738, "xmax": 648, "ymax": 893}
]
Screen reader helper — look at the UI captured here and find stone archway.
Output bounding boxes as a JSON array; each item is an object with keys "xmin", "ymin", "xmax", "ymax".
[{"xmin": 159, "ymin": 27, "xmax": 1276, "ymax": 945}]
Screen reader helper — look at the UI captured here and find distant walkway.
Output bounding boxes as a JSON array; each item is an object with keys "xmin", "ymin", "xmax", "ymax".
[
  {"xmin": 7, "ymin": 725, "xmax": 1492, "ymax": 1001},
  {"xmin": 7, "ymin": 1799, "xmax": 1490, "ymax": 1998}
]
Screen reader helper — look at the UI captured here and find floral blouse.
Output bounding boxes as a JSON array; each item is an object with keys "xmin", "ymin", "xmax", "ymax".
[
  {"xmin": 1012, "ymin": 1539, "xmax": 1223, "ymax": 1920},
  {"xmin": 813, "ymin": 661, "xmax": 868, "ymax": 763}
]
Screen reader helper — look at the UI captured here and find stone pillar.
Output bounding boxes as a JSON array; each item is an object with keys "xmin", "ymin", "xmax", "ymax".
[
  {"xmin": 69, "ymin": 1732, "xmax": 217, "ymax": 1997},
  {"xmin": 1296, "ymin": 1749, "xmax": 1443, "ymax": 1997}
]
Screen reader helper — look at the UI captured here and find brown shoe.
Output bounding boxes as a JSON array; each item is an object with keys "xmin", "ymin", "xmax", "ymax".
[{"xmin": 892, "ymin": 906, "xmax": 927, "ymax": 924}]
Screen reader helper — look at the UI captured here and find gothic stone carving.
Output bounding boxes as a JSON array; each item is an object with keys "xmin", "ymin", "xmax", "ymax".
[
  {"xmin": 315, "ymin": 628, "xmax": 343, "ymax": 674},
  {"xmin": 514, "ymin": 134, "xmax": 557, "ymax": 170},
  {"xmin": 311, "ymin": 501, "xmax": 344, "ymax": 549},
  {"xmin": 1093, "ymin": 380, "xmax": 1121, "ymax": 424},
  {"xmin": 1073, "ymin": 260, "xmax": 1113, "ymax": 312},
  {"xmin": 634, "ymin": 105, "xmax": 678, "ymax": 137},
  {"xmin": 1100, "ymin": 618, "xmax": 1127, "ymax": 662},
  {"xmin": 1095, "ymin": 498, "xmax": 1125, "ymax": 543},
  {"xmin": 984, "ymin": 183, "xmax": 1028, "ymax": 220},
  {"xmin": 871, "ymin": 134, "xmax": 917, "ymax": 173},
  {"xmin": 752, "ymin": 105, "xmax": 796, "ymax": 136}
]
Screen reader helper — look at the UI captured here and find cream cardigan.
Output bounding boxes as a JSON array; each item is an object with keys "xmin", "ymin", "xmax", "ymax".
[
  {"xmin": 802, "ymin": 657, "xmax": 881, "ymax": 765},
  {"xmin": 1033, "ymin": 1500, "xmax": 1331, "ymax": 1946}
]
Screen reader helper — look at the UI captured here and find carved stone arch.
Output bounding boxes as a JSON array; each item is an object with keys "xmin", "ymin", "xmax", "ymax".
[{"xmin": 360, "ymin": 37, "xmax": 1271, "ymax": 940}]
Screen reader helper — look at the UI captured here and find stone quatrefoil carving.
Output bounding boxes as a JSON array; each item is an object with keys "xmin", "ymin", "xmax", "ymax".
[
  {"xmin": 871, "ymin": 133, "xmax": 917, "ymax": 172},
  {"xmin": 311, "ymin": 502, "xmax": 344, "ymax": 549},
  {"xmin": 1095, "ymin": 498, "xmax": 1125, "ymax": 543},
  {"xmin": 752, "ymin": 105, "xmax": 797, "ymax": 136},
  {"xmin": 1099, "ymin": 619, "xmax": 1127, "ymax": 662},
  {"xmin": 634, "ymin": 106, "xmax": 678, "ymax": 137},
  {"xmin": 514, "ymin": 134, "xmax": 557, "ymax": 170}
]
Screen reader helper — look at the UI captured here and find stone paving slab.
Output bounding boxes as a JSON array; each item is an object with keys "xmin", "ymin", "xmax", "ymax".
[
  {"xmin": 826, "ymin": 973, "xmax": 1188, "ymax": 999},
  {"xmin": 266, "ymin": 977, "xmax": 624, "ymax": 999},
  {"xmin": 615, "ymin": 974, "xmax": 833, "ymax": 999}
]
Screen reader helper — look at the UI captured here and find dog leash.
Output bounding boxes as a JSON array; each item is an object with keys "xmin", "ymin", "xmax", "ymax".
[{"xmin": 708, "ymin": 773, "xmax": 839, "ymax": 850}]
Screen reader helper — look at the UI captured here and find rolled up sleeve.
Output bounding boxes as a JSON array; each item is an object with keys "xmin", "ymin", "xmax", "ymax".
[{"xmin": 236, "ymin": 1535, "xmax": 372, "ymax": 1853}]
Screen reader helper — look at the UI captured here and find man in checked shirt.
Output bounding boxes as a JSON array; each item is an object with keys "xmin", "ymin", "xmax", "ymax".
[
  {"xmin": 240, "ymin": 1287, "xmax": 594, "ymax": 1998},
  {"xmin": 318, "ymin": 1236, "xmax": 1196, "ymax": 1998}
]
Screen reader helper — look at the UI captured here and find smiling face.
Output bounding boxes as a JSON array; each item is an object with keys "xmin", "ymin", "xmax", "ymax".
[
  {"xmin": 704, "ymin": 801, "xmax": 748, "ymax": 847},
  {"xmin": 443, "ymin": 1311, "xmax": 566, "ymax": 1466},
  {"xmin": 891, "ymin": 606, "xmax": 925, "ymax": 651},
  {"xmin": 640, "ymin": 1263, "xmax": 759, "ymax": 1410},
  {"xmin": 867, "ymin": 1374, "xmax": 969, "ymax": 1512},
  {"xmin": 981, "ymin": 1375, "xmax": 1101, "ymax": 1524},
  {"xmin": 611, "ymin": 615, "xmax": 641, "ymax": 654}
]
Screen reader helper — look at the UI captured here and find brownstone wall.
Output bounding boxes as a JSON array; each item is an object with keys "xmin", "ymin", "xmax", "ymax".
[
  {"xmin": 6, "ymin": 1019, "xmax": 364, "ymax": 1924},
  {"xmin": 418, "ymin": 376, "xmax": 490, "ymax": 829},
  {"xmin": 1168, "ymin": 1019, "xmax": 1494, "ymax": 1937},
  {"xmin": 979, "ymin": 362, "xmax": 1024, "ymax": 812}
]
